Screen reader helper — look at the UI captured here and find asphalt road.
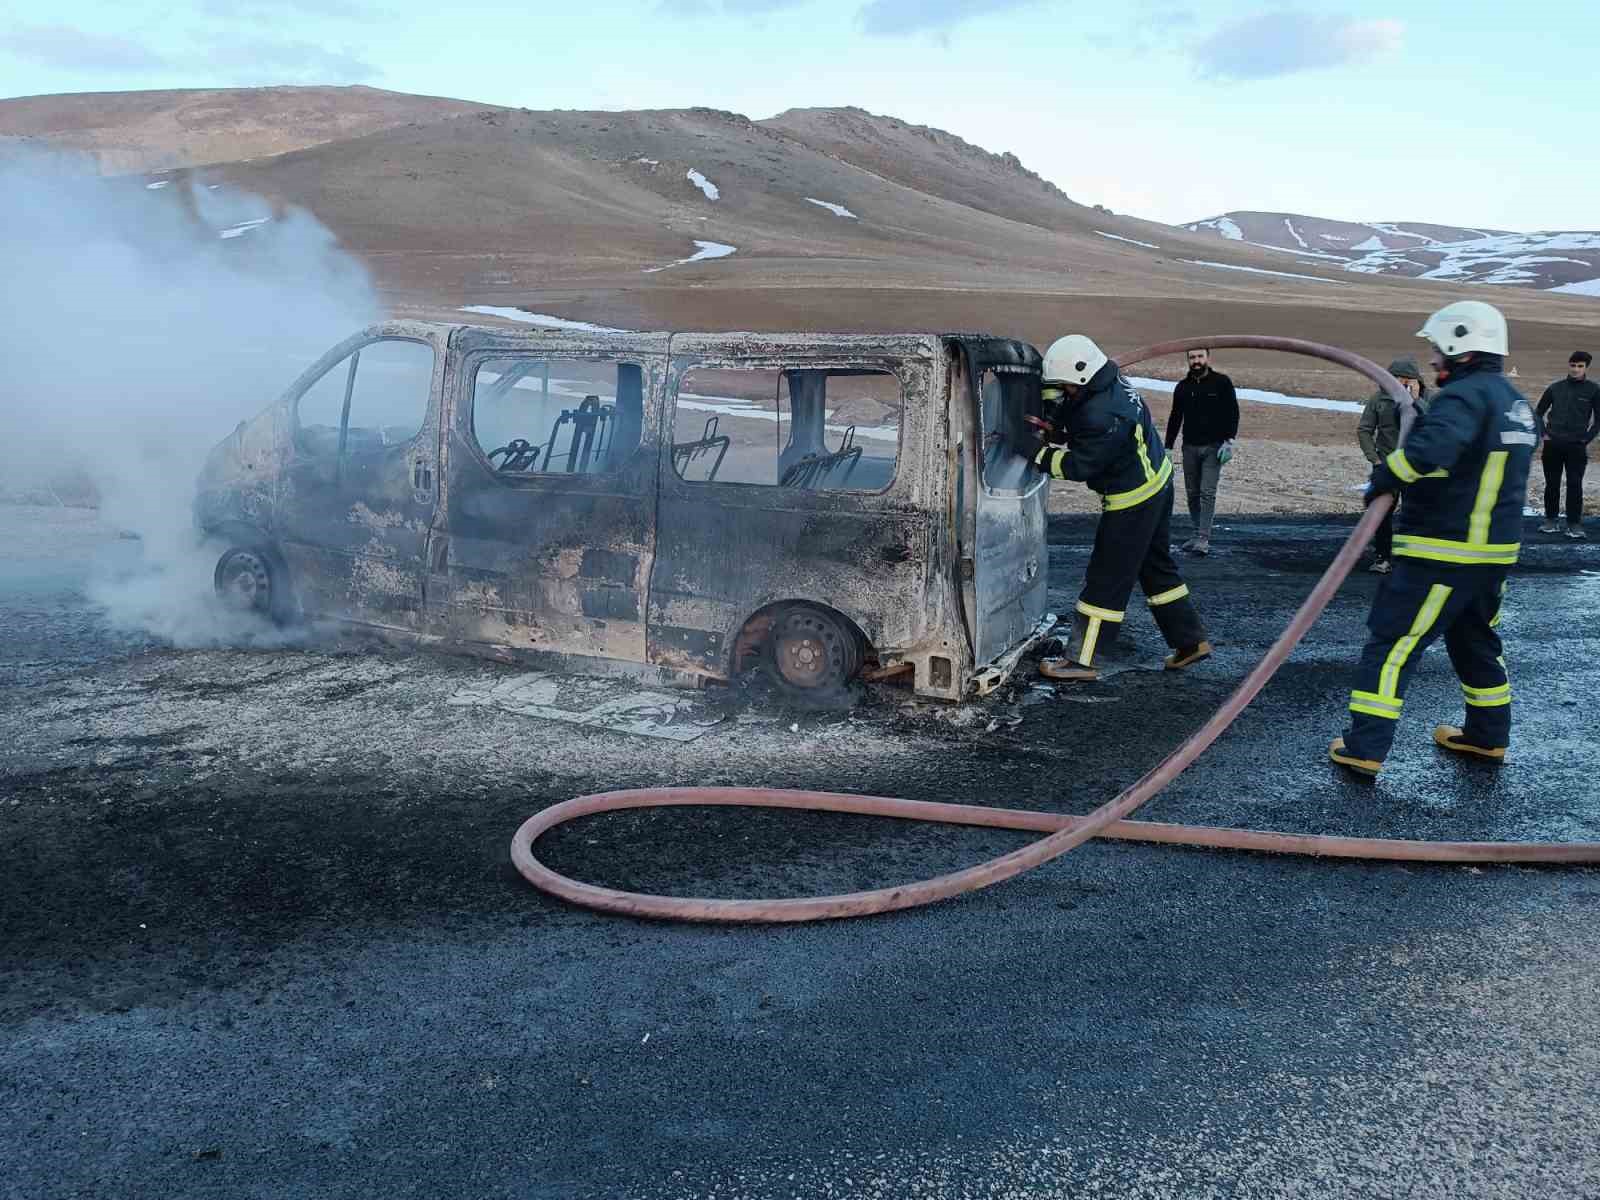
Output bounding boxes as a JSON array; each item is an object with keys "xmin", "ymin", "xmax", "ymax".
[{"xmin": 4, "ymin": 503, "xmax": 1600, "ymax": 1200}]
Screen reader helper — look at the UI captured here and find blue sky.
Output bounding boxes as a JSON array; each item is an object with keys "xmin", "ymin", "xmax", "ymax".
[{"xmin": 2, "ymin": 0, "xmax": 1593, "ymax": 231}]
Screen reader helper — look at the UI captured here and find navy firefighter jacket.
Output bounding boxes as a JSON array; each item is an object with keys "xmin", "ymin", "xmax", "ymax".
[
  {"xmin": 1378, "ymin": 355, "xmax": 1535, "ymax": 566},
  {"xmin": 1032, "ymin": 360, "xmax": 1172, "ymax": 512}
]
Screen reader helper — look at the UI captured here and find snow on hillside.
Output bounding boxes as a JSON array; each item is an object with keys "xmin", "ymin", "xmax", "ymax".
[{"xmin": 1184, "ymin": 211, "xmax": 1600, "ymax": 294}]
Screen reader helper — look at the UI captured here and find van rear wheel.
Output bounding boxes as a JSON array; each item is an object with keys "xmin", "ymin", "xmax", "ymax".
[{"xmin": 761, "ymin": 604, "xmax": 862, "ymax": 701}]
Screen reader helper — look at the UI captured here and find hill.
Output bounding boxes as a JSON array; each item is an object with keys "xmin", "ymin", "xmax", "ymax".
[
  {"xmin": 0, "ymin": 85, "xmax": 494, "ymax": 173},
  {"xmin": 1185, "ymin": 211, "xmax": 1600, "ymax": 293}
]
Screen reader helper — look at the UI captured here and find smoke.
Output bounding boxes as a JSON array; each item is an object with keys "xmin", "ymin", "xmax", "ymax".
[{"xmin": 0, "ymin": 150, "xmax": 381, "ymax": 646}]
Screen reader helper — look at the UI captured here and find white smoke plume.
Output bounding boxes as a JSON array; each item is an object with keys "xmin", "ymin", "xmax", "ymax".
[{"xmin": 0, "ymin": 150, "xmax": 382, "ymax": 645}]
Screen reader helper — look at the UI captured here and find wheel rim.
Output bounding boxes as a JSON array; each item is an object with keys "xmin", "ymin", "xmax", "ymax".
[
  {"xmin": 218, "ymin": 550, "xmax": 271, "ymax": 613},
  {"xmin": 773, "ymin": 609, "xmax": 850, "ymax": 690}
]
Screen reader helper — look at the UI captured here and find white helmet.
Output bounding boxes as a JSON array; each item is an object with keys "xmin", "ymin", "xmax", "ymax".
[
  {"xmin": 1416, "ymin": 301, "xmax": 1508, "ymax": 358},
  {"xmin": 1042, "ymin": 334, "xmax": 1108, "ymax": 386}
]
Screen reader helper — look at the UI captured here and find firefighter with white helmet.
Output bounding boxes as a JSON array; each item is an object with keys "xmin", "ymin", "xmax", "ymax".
[
  {"xmin": 1330, "ymin": 300, "xmax": 1537, "ymax": 775},
  {"xmin": 1029, "ymin": 334, "xmax": 1211, "ymax": 681}
]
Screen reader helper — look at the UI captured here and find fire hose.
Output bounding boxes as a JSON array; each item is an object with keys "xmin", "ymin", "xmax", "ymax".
[{"xmin": 511, "ymin": 336, "xmax": 1600, "ymax": 923}]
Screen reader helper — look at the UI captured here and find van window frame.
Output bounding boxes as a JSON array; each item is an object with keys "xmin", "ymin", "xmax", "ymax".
[
  {"xmin": 291, "ymin": 334, "xmax": 436, "ymax": 462},
  {"xmin": 459, "ymin": 349, "xmax": 655, "ymax": 487},
  {"xmin": 666, "ymin": 357, "xmax": 909, "ymax": 498}
]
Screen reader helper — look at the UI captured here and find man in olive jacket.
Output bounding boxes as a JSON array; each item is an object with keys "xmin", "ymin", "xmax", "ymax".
[
  {"xmin": 1535, "ymin": 350, "xmax": 1599, "ymax": 539},
  {"xmin": 1357, "ymin": 358, "xmax": 1428, "ymax": 573}
]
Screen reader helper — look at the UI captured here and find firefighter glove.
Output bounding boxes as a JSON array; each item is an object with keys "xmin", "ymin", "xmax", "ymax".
[{"xmin": 1364, "ymin": 462, "xmax": 1401, "ymax": 506}]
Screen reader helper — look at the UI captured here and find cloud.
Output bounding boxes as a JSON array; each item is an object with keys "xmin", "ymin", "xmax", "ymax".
[
  {"xmin": 0, "ymin": 24, "xmax": 171, "ymax": 72},
  {"xmin": 0, "ymin": 22, "xmax": 378, "ymax": 83},
  {"xmin": 1195, "ymin": 11, "xmax": 1404, "ymax": 80},
  {"xmin": 203, "ymin": 36, "xmax": 381, "ymax": 84},
  {"xmin": 655, "ymin": 0, "xmax": 809, "ymax": 13},
  {"xmin": 200, "ymin": 0, "xmax": 380, "ymax": 20},
  {"xmin": 856, "ymin": 0, "xmax": 1040, "ymax": 36}
]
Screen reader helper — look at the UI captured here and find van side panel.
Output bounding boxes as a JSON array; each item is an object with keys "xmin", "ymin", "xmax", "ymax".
[{"xmin": 648, "ymin": 334, "xmax": 952, "ymax": 685}]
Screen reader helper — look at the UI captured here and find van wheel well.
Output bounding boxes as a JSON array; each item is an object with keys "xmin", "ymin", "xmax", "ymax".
[{"xmin": 732, "ymin": 601, "xmax": 868, "ymax": 682}]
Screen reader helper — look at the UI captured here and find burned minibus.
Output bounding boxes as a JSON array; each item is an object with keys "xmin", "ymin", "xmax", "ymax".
[{"xmin": 196, "ymin": 321, "xmax": 1053, "ymax": 700}]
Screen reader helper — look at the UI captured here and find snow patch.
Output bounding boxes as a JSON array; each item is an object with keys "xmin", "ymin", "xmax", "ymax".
[
  {"xmin": 686, "ymin": 169, "xmax": 719, "ymax": 200},
  {"xmin": 1550, "ymin": 278, "xmax": 1600, "ymax": 297},
  {"xmin": 1283, "ymin": 217, "xmax": 1309, "ymax": 249},
  {"xmin": 218, "ymin": 217, "xmax": 271, "ymax": 240},
  {"xmin": 1351, "ymin": 235, "xmax": 1385, "ymax": 252},
  {"xmin": 1128, "ymin": 376, "xmax": 1362, "ymax": 415},
  {"xmin": 643, "ymin": 240, "xmax": 737, "ymax": 273},
  {"xmin": 1182, "ymin": 260, "xmax": 1334, "ymax": 283},
  {"xmin": 459, "ymin": 306, "xmax": 630, "ymax": 332},
  {"xmin": 144, "ymin": 180, "xmax": 170, "ymax": 190},
  {"xmin": 635, "ymin": 157, "xmax": 659, "ymax": 166},
  {"xmin": 1095, "ymin": 231, "xmax": 1159, "ymax": 249},
  {"xmin": 805, "ymin": 197, "xmax": 858, "ymax": 219}
]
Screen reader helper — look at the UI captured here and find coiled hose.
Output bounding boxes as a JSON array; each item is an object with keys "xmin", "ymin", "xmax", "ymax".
[{"xmin": 511, "ymin": 336, "xmax": 1600, "ymax": 923}]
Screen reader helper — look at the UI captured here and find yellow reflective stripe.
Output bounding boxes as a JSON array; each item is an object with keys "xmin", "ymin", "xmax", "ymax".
[
  {"xmin": 1392, "ymin": 537, "xmax": 1520, "ymax": 566},
  {"xmin": 1464, "ymin": 692, "xmax": 1511, "ymax": 708},
  {"xmin": 1076, "ymin": 600, "xmax": 1126, "ymax": 622},
  {"xmin": 1102, "ymin": 456, "xmax": 1173, "ymax": 511},
  {"xmin": 1147, "ymin": 584, "xmax": 1190, "ymax": 607},
  {"xmin": 1490, "ymin": 579, "xmax": 1508, "ymax": 628},
  {"xmin": 1350, "ymin": 702, "xmax": 1402, "ymax": 720},
  {"xmin": 1387, "ymin": 448, "xmax": 1422, "ymax": 483},
  {"xmin": 1048, "ymin": 449, "xmax": 1068, "ymax": 479},
  {"xmin": 1468, "ymin": 451, "xmax": 1508, "ymax": 545},
  {"xmin": 1351, "ymin": 690, "xmax": 1403, "ymax": 718},
  {"xmin": 1379, "ymin": 583, "xmax": 1452, "ymax": 699},
  {"xmin": 1079, "ymin": 616, "xmax": 1102, "ymax": 666},
  {"xmin": 1461, "ymin": 681, "xmax": 1509, "ymax": 697},
  {"xmin": 1134, "ymin": 424, "xmax": 1156, "ymax": 482}
]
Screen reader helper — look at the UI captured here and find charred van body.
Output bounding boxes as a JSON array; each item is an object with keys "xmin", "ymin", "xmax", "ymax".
[{"xmin": 196, "ymin": 322, "xmax": 1053, "ymax": 700}]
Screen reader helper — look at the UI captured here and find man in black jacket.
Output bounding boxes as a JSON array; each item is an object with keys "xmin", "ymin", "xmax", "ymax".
[
  {"xmin": 1535, "ymin": 351, "xmax": 1599, "ymax": 539},
  {"xmin": 1165, "ymin": 347, "xmax": 1240, "ymax": 555},
  {"xmin": 1028, "ymin": 334, "xmax": 1211, "ymax": 682}
]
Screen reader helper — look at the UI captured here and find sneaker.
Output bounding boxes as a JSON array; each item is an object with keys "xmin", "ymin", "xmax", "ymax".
[
  {"xmin": 1567, "ymin": 524, "xmax": 1588, "ymax": 541},
  {"xmin": 1539, "ymin": 519, "xmax": 1561, "ymax": 534},
  {"xmin": 1368, "ymin": 558, "xmax": 1391, "ymax": 574},
  {"xmin": 1179, "ymin": 537, "xmax": 1200, "ymax": 553},
  {"xmin": 1039, "ymin": 657, "xmax": 1097, "ymax": 682},
  {"xmin": 1329, "ymin": 737, "xmax": 1382, "ymax": 777},
  {"xmin": 1165, "ymin": 641, "xmax": 1213, "ymax": 670},
  {"xmin": 1433, "ymin": 725, "xmax": 1507, "ymax": 764},
  {"xmin": 1190, "ymin": 538, "xmax": 1211, "ymax": 556}
]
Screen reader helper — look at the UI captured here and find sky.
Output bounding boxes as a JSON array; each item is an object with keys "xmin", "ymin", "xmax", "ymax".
[{"xmin": 2, "ymin": 0, "xmax": 1594, "ymax": 232}]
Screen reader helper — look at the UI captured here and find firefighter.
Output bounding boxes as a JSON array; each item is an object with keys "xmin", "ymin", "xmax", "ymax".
[
  {"xmin": 1330, "ymin": 300, "xmax": 1536, "ymax": 776},
  {"xmin": 1029, "ymin": 334, "xmax": 1212, "ymax": 681}
]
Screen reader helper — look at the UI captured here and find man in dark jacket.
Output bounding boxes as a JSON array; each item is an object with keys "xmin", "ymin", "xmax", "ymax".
[
  {"xmin": 1331, "ymin": 301, "xmax": 1535, "ymax": 776},
  {"xmin": 1028, "ymin": 334, "xmax": 1211, "ymax": 682},
  {"xmin": 1535, "ymin": 350, "xmax": 1599, "ymax": 539},
  {"xmin": 1165, "ymin": 347, "xmax": 1240, "ymax": 555},
  {"xmin": 1357, "ymin": 358, "xmax": 1428, "ymax": 573}
]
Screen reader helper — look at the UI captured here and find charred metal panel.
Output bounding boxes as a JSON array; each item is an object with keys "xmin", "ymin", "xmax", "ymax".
[
  {"xmin": 434, "ymin": 327, "xmax": 672, "ymax": 662},
  {"xmin": 270, "ymin": 321, "xmax": 451, "ymax": 631},
  {"xmin": 960, "ymin": 337, "xmax": 1048, "ymax": 666},
  {"xmin": 650, "ymin": 333, "xmax": 950, "ymax": 684}
]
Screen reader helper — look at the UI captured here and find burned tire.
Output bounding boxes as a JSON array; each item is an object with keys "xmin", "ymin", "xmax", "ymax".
[
  {"xmin": 213, "ymin": 544, "xmax": 292, "ymax": 623},
  {"xmin": 759, "ymin": 604, "xmax": 863, "ymax": 704}
]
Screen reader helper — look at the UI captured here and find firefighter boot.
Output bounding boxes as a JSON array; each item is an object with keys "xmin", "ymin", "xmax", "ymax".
[
  {"xmin": 1433, "ymin": 725, "xmax": 1507, "ymax": 764},
  {"xmin": 1328, "ymin": 738, "xmax": 1382, "ymax": 778},
  {"xmin": 1039, "ymin": 612, "xmax": 1107, "ymax": 682}
]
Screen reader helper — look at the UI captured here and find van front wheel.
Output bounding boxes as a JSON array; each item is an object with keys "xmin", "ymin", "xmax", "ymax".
[
  {"xmin": 213, "ymin": 544, "xmax": 290, "ymax": 623},
  {"xmin": 760, "ymin": 604, "xmax": 862, "ymax": 701}
]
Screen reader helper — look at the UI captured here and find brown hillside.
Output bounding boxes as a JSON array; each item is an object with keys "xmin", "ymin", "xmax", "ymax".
[{"xmin": 0, "ymin": 85, "xmax": 497, "ymax": 173}]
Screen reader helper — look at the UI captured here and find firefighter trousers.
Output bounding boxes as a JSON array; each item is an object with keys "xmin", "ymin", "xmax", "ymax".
[
  {"xmin": 1343, "ymin": 560, "xmax": 1511, "ymax": 762},
  {"xmin": 1067, "ymin": 481, "xmax": 1207, "ymax": 667}
]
